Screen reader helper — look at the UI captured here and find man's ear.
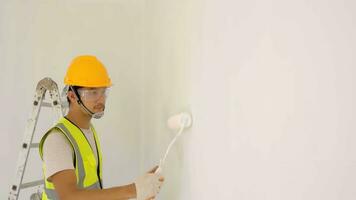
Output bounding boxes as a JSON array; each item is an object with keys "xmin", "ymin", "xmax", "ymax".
[{"xmin": 67, "ymin": 91, "xmax": 77, "ymax": 104}]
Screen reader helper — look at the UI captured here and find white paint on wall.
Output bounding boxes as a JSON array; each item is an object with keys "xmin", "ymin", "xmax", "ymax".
[{"xmin": 140, "ymin": 0, "xmax": 356, "ymax": 199}]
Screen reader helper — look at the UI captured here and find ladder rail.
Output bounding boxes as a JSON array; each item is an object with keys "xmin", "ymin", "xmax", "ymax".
[
  {"xmin": 9, "ymin": 88, "xmax": 46, "ymax": 199},
  {"xmin": 8, "ymin": 78, "xmax": 64, "ymax": 200}
]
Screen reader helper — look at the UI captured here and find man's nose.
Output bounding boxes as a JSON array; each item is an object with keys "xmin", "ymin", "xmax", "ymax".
[{"xmin": 96, "ymin": 94, "xmax": 106, "ymax": 104}]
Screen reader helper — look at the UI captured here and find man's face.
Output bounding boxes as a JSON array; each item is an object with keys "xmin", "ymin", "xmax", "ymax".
[{"xmin": 77, "ymin": 87, "xmax": 109, "ymax": 113}]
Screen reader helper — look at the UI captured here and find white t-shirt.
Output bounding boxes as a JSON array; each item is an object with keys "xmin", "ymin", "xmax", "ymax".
[{"xmin": 42, "ymin": 128, "xmax": 98, "ymax": 181}]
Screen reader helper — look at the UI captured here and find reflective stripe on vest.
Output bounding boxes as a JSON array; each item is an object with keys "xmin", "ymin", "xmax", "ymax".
[{"xmin": 39, "ymin": 117, "xmax": 103, "ymax": 200}]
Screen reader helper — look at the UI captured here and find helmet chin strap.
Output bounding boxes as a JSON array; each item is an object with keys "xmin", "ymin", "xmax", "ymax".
[
  {"xmin": 78, "ymin": 101, "xmax": 105, "ymax": 119},
  {"xmin": 70, "ymin": 86, "xmax": 105, "ymax": 119}
]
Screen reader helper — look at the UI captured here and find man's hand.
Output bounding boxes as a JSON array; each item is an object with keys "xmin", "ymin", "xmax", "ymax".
[{"xmin": 134, "ymin": 166, "xmax": 165, "ymax": 200}]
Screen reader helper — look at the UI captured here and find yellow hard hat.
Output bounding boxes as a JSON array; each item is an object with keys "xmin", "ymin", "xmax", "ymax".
[{"xmin": 64, "ymin": 55, "xmax": 112, "ymax": 87}]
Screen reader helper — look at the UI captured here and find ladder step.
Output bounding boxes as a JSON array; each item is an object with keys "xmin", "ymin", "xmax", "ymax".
[
  {"xmin": 20, "ymin": 180, "xmax": 43, "ymax": 189},
  {"xmin": 41, "ymin": 102, "xmax": 52, "ymax": 107},
  {"xmin": 30, "ymin": 143, "xmax": 39, "ymax": 148}
]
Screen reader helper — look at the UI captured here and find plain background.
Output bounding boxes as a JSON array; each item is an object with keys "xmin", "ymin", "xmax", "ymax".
[{"xmin": 1, "ymin": 0, "xmax": 356, "ymax": 199}]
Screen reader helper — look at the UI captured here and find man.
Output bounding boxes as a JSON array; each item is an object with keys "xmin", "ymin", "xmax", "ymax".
[{"xmin": 39, "ymin": 55, "xmax": 164, "ymax": 200}]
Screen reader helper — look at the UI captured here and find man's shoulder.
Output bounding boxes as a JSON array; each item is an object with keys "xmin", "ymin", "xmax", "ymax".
[{"xmin": 42, "ymin": 128, "xmax": 72, "ymax": 150}]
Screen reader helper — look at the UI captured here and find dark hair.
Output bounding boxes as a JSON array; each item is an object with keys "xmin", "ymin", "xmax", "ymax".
[{"xmin": 67, "ymin": 86, "xmax": 82, "ymax": 105}]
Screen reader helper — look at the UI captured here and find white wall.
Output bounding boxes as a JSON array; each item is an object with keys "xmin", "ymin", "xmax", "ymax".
[
  {"xmin": 1, "ymin": 0, "xmax": 356, "ymax": 200},
  {"xmin": 140, "ymin": 0, "xmax": 356, "ymax": 200}
]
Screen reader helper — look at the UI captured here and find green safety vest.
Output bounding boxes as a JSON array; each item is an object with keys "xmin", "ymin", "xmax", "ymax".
[{"xmin": 39, "ymin": 117, "xmax": 103, "ymax": 200}]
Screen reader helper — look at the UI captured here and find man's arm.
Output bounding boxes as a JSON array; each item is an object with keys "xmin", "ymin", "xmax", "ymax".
[{"xmin": 51, "ymin": 169, "xmax": 136, "ymax": 200}]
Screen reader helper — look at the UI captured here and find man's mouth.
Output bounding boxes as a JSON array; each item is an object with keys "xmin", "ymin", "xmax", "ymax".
[{"xmin": 94, "ymin": 105, "xmax": 105, "ymax": 110}]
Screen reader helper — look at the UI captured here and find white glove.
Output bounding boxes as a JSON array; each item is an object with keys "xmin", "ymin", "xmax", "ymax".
[{"xmin": 134, "ymin": 171, "xmax": 164, "ymax": 200}]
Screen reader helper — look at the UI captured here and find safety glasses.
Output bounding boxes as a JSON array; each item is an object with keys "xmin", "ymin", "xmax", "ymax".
[{"xmin": 77, "ymin": 87, "xmax": 109, "ymax": 101}]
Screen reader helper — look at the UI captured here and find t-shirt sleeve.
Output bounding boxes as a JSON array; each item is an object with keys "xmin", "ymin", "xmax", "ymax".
[{"xmin": 42, "ymin": 129, "xmax": 75, "ymax": 181}]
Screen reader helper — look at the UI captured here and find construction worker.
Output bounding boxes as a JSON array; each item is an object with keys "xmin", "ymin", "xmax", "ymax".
[{"xmin": 39, "ymin": 55, "xmax": 164, "ymax": 200}]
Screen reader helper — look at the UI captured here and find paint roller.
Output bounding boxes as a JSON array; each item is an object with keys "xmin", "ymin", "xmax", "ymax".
[{"xmin": 155, "ymin": 112, "xmax": 192, "ymax": 174}]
